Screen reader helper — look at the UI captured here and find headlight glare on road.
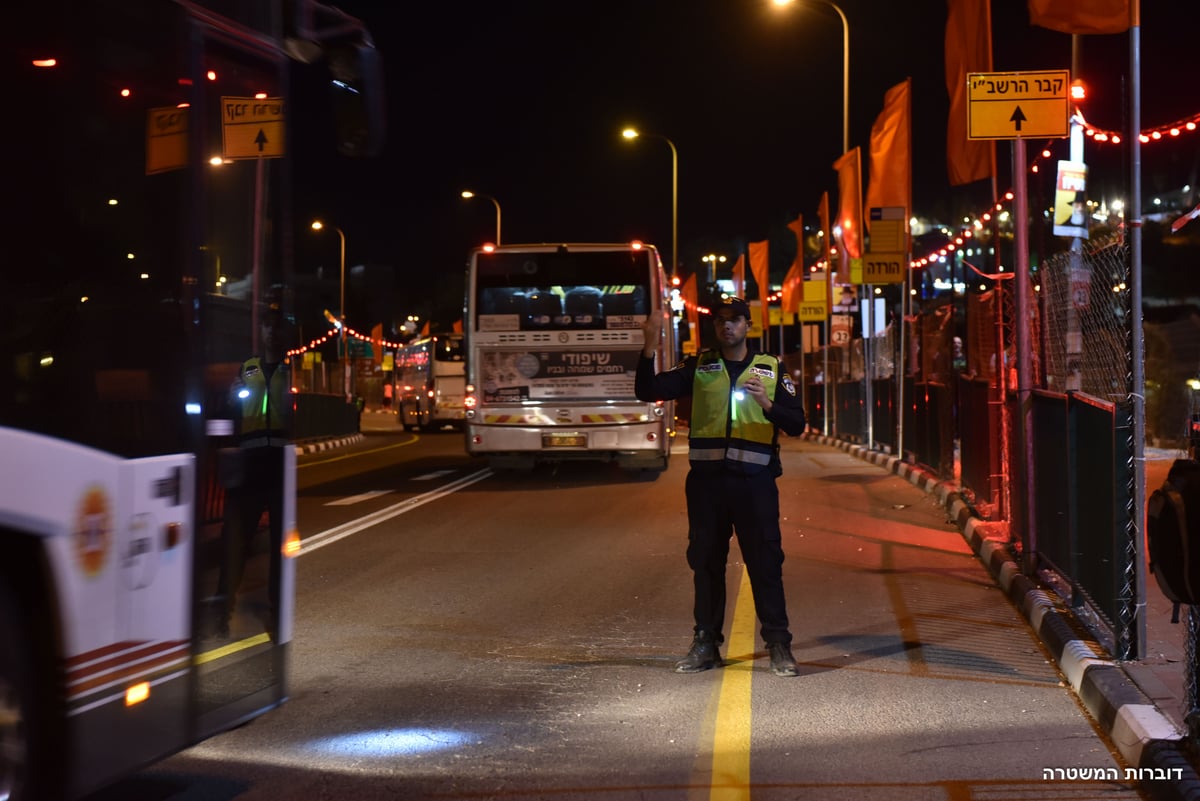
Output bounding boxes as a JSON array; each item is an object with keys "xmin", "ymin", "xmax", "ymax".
[{"xmin": 309, "ymin": 728, "xmax": 474, "ymax": 757}]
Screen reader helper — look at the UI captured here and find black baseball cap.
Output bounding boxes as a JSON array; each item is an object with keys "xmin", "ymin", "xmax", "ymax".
[{"xmin": 714, "ymin": 296, "xmax": 750, "ymax": 320}]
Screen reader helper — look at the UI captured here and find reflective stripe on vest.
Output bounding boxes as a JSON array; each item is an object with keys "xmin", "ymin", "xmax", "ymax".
[{"xmin": 688, "ymin": 351, "xmax": 778, "ymax": 466}]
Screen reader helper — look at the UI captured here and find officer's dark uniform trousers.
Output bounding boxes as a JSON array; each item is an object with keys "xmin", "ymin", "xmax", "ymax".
[{"xmin": 686, "ymin": 467, "xmax": 790, "ymax": 645}]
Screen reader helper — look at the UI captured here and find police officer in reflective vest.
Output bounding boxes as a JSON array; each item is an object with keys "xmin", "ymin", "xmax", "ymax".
[
  {"xmin": 636, "ymin": 296, "xmax": 806, "ymax": 676},
  {"xmin": 216, "ymin": 295, "xmax": 292, "ymax": 639}
]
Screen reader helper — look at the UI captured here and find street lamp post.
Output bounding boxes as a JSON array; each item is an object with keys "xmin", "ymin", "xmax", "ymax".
[
  {"xmin": 461, "ymin": 190, "xmax": 502, "ymax": 245},
  {"xmin": 773, "ymin": 0, "xmax": 850, "ymax": 439},
  {"xmin": 311, "ymin": 220, "xmax": 350, "ymax": 402},
  {"xmin": 621, "ymin": 128, "xmax": 677, "ymax": 278},
  {"xmin": 772, "ymin": 0, "xmax": 849, "ymax": 154}
]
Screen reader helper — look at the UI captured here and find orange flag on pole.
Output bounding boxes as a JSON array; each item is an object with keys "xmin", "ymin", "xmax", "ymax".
[
  {"xmin": 786, "ymin": 215, "xmax": 804, "ymax": 274},
  {"xmin": 1027, "ymin": 0, "xmax": 1133, "ymax": 33},
  {"xmin": 783, "ymin": 214, "xmax": 804, "ymax": 314},
  {"xmin": 865, "ymin": 78, "xmax": 912, "ymax": 227},
  {"xmin": 818, "ymin": 191, "xmax": 832, "ymax": 265},
  {"xmin": 371, "ymin": 323, "xmax": 384, "ymax": 367},
  {"xmin": 748, "ymin": 240, "xmax": 770, "ymax": 334},
  {"xmin": 832, "ymin": 148, "xmax": 863, "ymax": 262},
  {"xmin": 731, "ymin": 253, "xmax": 746, "ymax": 298},
  {"xmin": 781, "ymin": 262, "xmax": 804, "ymax": 315},
  {"xmin": 818, "ymin": 190, "xmax": 840, "ymax": 285},
  {"xmin": 681, "ymin": 273, "xmax": 699, "ymax": 351},
  {"xmin": 945, "ymin": 0, "xmax": 993, "ymax": 186}
]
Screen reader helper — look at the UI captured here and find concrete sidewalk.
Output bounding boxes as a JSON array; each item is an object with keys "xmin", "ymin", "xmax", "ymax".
[{"xmin": 804, "ymin": 433, "xmax": 1200, "ymax": 801}]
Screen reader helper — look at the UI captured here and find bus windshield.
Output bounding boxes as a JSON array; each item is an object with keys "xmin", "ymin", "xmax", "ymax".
[
  {"xmin": 3, "ymin": 293, "xmax": 192, "ymax": 459},
  {"xmin": 3, "ymin": 1, "xmax": 195, "ymax": 459},
  {"xmin": 474, "ymin": 249, "xmax": 652, "ymax": 332}
]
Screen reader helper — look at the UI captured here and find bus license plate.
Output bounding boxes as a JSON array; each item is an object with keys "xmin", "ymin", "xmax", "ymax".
[{"xmin": 543, "ymin": 433, "xmax": 586, "ymax": 448}]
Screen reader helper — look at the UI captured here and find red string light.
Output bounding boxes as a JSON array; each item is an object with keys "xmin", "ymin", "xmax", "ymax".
[
  {"xmin": 288, "ymin": 325, "xmax": 406, "ymax": 357},
  {"xmin": 1081, "ymin": 110, "xmax": 1200, "ymax": 146}
]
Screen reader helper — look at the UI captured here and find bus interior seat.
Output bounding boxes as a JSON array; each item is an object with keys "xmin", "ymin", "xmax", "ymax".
[
  {"xmin": 482, "ymin": 288, "xmax": 526, "ymax": 316},
  {"xmin": 601, "ymin": 286, "xmax": 648, "ymax": 316},
  {"xmin": 523, "ymin": 291, "xmax": 562, "ymax": 329},
  {"xmin": 564, "ymin": 287, "xmax": 604, "ymax": 328}
]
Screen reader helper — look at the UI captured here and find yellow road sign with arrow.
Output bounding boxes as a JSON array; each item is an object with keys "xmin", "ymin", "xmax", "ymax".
[
  {"xmin": 221, "ymin": 96, "xmax": 285, "ymax": 159},
  {"xmin": 967, "ymin": 70, "xmax": 1069, "ymax": 140}
]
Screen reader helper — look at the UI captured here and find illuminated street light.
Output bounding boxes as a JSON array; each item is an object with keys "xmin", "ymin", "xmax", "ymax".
[
  {"xmin": 461, "ymin": 190, "xmax": 502, "ymax": 245},
  {"xmin": 622, "ymin": 128, "xmax": 678, "ymax": 277},
  {"xmin": 311, "ymin": 219, "xmax": 351, "ymax": 402},
  {"xmin": 701, "ymin": 253, "xmax": 727, "ymax": 286}
]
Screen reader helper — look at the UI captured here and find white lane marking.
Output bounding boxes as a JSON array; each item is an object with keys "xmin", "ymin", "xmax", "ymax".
[
  {"xmin": 413, "ymin": 469, "xmax": 456, "ymax": 481},
  {"xmin": 325, "ymin": 490, "xmax": 393, "ymax": 506},
  {"xmin": 300, "ymin": 468, "xmax": 493, "ymax": 556}
]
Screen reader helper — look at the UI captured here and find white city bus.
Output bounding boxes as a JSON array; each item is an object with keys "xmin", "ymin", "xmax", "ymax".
[
  {"xmin": 396, "ymin": 333, "xmax": 466, "ymax": 431},
  {"xmin": 0, "ymin": 3, "xmax": 383, "ymax": 799},
  {"xmin": 463, "ymin": 242, "xmax": 676, "ymax": 471}
]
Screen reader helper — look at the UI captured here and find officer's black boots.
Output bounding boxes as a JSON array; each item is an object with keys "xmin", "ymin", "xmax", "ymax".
[
  {"xmin": 675, "ymin": 633, "xmax": 798, "ymax": 676},
  {"xmin": 768, "ymin": 642, "xmax": 799, "ymax": 677},
  {"xmin": 675, "ymin": 631, "xmax": 722, "ymax": 673}
]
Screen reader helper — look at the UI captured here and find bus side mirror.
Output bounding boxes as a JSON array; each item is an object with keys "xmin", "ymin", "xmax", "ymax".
[{"xmin": 327, "ymin": 42, "xmax": 386, "ymax": 158}]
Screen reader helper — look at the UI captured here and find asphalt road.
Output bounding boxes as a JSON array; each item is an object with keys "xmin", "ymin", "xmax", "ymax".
[{"xmin": 87, "ymin": 428, "xmax": 1150, "ymax": 801}]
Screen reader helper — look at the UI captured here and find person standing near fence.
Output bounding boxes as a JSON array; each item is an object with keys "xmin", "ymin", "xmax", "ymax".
[{"xmin": 636, "ymin": 296, "xmax": 807, "ymax": 676}]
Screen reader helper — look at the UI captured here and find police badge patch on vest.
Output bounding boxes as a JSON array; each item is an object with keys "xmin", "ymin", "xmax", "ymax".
[
  {"xmin": 697, "ymin": 362, "xmax": 723, "ymax": 373},
  {"xmin": 781, "ymin": 375, "xmax": 797, "ymax": 396},
  {"xmin": 749, "ymin": 365, "xmax": 775, "ymax": 379}
]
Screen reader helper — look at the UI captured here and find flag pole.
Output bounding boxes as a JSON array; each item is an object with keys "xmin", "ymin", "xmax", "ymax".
[{"xmin": 1126, "ymin": 0, "xmax": 1145, "ymax": 662}]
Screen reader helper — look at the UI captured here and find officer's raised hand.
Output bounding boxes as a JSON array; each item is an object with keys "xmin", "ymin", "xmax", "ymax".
[{"xmin": 641, "ymin": 312, "xmax": 664, "ymax": 358}]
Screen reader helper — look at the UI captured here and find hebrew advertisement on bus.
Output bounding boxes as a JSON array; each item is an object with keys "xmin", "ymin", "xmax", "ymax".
[{"xmin": 480, "ymin": 349, "xmax": 641, "ymax": 402}]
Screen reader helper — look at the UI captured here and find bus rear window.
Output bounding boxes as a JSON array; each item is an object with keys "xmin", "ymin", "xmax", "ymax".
[{"xmin": 474, "ymin": 250, "xmax": 652, "ymax": 332}]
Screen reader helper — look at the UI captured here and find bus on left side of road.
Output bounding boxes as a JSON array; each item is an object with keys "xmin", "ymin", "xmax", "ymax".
[{"xmin": 0, "ymin": 3, "xmax": 385, "ymax": 800}]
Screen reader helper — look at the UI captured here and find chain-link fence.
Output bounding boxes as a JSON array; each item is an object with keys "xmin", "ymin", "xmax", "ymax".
[
  {"xmin": 1040, "ymin": 234, "xmax": 1130, "ymax": 401},
  {"xmin": 1035, "ymin": 232, "xmax": 1138, "ymax": 659}
]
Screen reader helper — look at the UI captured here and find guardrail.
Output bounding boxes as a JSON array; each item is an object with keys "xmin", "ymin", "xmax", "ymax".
[{"xmin": 293, "ymin": 392, "xmax": 360, "ymax": 441}]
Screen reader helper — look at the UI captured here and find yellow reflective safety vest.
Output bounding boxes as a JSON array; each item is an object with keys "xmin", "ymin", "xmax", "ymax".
[
  {"xmin": 232, "ymin": 357, "xmax": 291, "ymax": 448},
  {"xmin": 688, "ymin": 351, "xmax": 779, "ymax": 471}
]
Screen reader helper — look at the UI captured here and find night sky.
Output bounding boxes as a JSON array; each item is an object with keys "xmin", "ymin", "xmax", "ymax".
[{"xmin": 290, "ymin": 1, "xmax": 1198, "ymax": 326}]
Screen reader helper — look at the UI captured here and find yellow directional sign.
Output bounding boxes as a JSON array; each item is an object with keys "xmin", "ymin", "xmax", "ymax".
[
  {"xmin": 967, "ymin": 70, "xmax": 1069, "ymax": 140},
  {"xmin": 863, "ymin": 253, "xmax": 906, "ymax": 284},
  {"xmin": 798, "ymin": 277, "xmax": 828, "ymax": 322},
  {"xmin": 869, "ymin": 207, "xmax": 908, "ymax": 252},
  {"xmin": 146, "ymin": 106, "xmax": 188, "ymax": 174},
  {"xmin": 798, "ymin": 300, "xmax": 827, "ymax": 322},
  {"xmin": 221, "ymin": 96, "xmax": 285, "ymax": 159}
]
